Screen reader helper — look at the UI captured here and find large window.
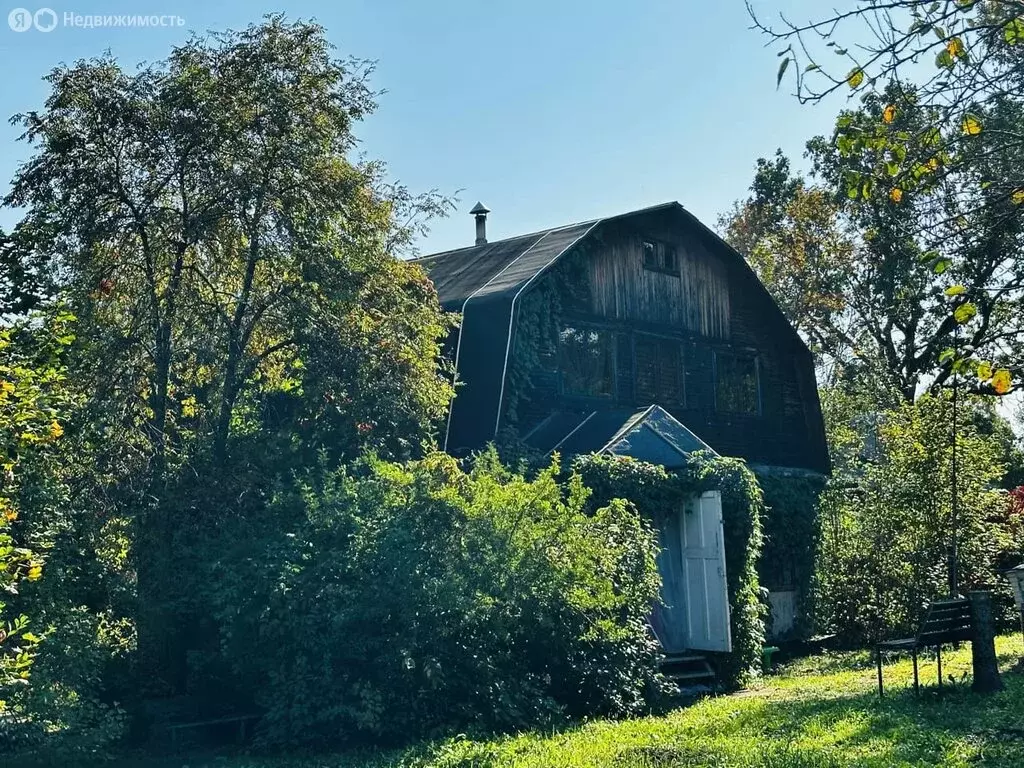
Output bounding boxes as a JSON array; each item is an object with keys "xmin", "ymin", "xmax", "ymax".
[
  {"xmin": 714, "ymin": 351, "xmax": 760, "ymax": 415},
  {"xmin": 635, "ymin": 334, "xmax": 684, "ymax": 405},
  {"xmin": 559, "ymin": 326, "xmax": 615, "ymax": 398}
]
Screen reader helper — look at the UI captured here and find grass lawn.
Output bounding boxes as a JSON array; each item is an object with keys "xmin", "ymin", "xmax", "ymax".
[{"xmin": 111, "ymin": 633, "xmax": 1024, "ymax": 768}]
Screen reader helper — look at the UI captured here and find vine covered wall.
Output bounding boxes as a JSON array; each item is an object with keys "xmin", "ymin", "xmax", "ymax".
[
  {"xmin": 754, "ymin": 469, "xmax": 826, "ymax": 639},
  {"xmin": 574, "ymin": 452, "xmax": 766, "ymax": 688}
]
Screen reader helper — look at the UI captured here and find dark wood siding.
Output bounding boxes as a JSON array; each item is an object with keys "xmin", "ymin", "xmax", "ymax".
[
  {"xmin": 585, "ymin": 223, "xmax": 731, "ymax": 339},
  {"xmin": 513, "ymin": 211, "xmax": 828, "ymax": 472}
]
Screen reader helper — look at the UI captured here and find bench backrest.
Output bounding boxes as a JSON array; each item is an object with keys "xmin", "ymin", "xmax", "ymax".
[{"xmin": 916, "ymin": 597, "xmax": 972, "ymax": 645}]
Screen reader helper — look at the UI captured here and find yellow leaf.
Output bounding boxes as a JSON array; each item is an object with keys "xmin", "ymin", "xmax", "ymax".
[
  {"xmin": 847, "ymin": 69, "xmax": 865, "ymax": 89},
  {"xmin": 962, "ymin": 114, "xmax": 983, "ymax": 135},
  {"xmin": 1012, "ymin": 189, "xmax": 1024, "ymax": 204},
  {"xmin": 992, "ymin": 369, "xmax": 1012, "ymax": 394},
  {"xmin": 947, "ymin": 37, "xmax": 965, "ymax": 58},
  {"xmin": 883, "ymin": 105, "xmax": 897, "ymax": 124},
  {"xmin": 48, "ymin": 421, "xmax": 63, "ymax": 439},
  {"xmin": 889, "ymin": 188, "xmax": 903, "ymax": 203},
  {"xmin": 953, "ymin": 302, "xmax": 977, "ymax": 323},
  {"xmin": 977, "ymin": 361, "xmax": 993, "ymax": 381},
  {"xmin": 27, "ymin": 565, "xmax": 42, "ymax": 581}
]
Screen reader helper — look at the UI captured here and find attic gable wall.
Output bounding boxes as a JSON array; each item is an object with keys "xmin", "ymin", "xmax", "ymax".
[{"xmin": 584, "ymin": 218, "xmax": 731, "ymax": 339}]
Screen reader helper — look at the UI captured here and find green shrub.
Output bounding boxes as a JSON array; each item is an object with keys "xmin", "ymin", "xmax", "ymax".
[
  {"xmin": 206, "ymin": 450, "xmax": 664, "ymax": 748},
  {"xmin": 0, "ymin": 608, "xmax": 129, "ymax": 758}
]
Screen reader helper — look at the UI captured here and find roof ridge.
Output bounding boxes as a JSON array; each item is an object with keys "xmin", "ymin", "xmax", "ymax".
[
  {"xmin": 414, "ymin": 200, "xmax": 682, "ymax": 262},
  {"xmin": 411, "ymin": 217, "xmax": 600, "ymax": 262}
]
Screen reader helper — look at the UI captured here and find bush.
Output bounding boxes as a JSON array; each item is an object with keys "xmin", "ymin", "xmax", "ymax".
[
  {"xmin": 206, "ymin": 450, "xmax": 664, "ymax": 748},
  {"xmin": 0, "ymin": 608, "xmax": 129, "ymax": 758}
]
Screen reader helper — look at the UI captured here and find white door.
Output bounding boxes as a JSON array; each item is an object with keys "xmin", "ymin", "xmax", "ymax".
[{"xmin": 681, "ymin": 491, "xmax": 732, "ymax": 652}]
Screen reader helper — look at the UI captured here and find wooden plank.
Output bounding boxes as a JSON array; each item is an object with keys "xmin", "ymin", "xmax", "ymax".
[
  {"xmin": 929, "ymin": 598, "xmax": 971, "ymax": 608},
  {"xmin": 919, "ymin": 628, "xmax": 973, "ymax": 644},
  {"xmin": 920, "ymin": 615, "xmax": 972, "ymax": 632}
]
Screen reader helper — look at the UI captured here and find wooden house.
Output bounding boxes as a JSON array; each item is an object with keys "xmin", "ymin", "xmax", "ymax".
[{"xmin": 416, "ymin": 201, "xmax": 829, "ymax": 653}]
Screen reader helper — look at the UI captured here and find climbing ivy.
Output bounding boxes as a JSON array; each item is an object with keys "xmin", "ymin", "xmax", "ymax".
[
  {"xmin": 500, "ymin": 240, "xmax": 593, "ymax": 433},
  {"xmin": 574, "ymin": 452, "xmax": 766, "ymax": 688},
  {"xmin": 754, "ymin": 470, "xmax": 826, "ymax": 639}
]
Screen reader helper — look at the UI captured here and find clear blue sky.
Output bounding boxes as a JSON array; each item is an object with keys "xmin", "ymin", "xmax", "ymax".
[{"xmin": 0, "ymin": 0, "xmax": 847, "ymax": 254}]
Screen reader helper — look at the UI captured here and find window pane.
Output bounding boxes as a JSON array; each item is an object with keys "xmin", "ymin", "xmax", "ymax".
[
  {"xmin": 635, "ymin": 335, "xmax": 683, "ymax": 405},
  {"xmin": 715, "ymin": 352, "xmax": 759, "ymax": 414},
  {"xmin": 559, "ymin": 327, "xmax": 615, "ymax": 398},
  {"xmin": 663, "ymin": 245, "xmax": 677, "ymax": 272}
]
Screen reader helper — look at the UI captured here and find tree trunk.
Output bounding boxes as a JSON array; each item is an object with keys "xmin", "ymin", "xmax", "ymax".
[
  {"xmin": 137, "ymin": 247, "xmax": 188, "ymax": 697},
  {"xmin": 969, "ymin": 590, "xmax": 1004, "ymax": 693}
]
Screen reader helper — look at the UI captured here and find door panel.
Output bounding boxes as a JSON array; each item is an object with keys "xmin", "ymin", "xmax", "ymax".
[
  {"xmin": 681, "ymin": 491, "xmax": 731, "ymax": 652},
  {"xmin": 651, "ymin": 508, "xmax": 688, "ymax": 653}
]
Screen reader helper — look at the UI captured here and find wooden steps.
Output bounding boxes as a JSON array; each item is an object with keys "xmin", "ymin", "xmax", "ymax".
[{"xmin": 659, "ymin": 652, "xmax": 717, "ymax": 693}]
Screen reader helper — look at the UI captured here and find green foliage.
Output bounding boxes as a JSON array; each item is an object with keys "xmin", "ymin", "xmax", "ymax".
[
  {"xmin": 500, "ymin": 242, "xmax": 591, "ymax": 433},
  {"xmin": 816, "ymin": 392, "xmax": 1011, "ymax": 643},
  {"xmin": 4, "ymin": 14, "xmax": 455, "ymax": 701},
  {"xmin": 754, "ymin": 470, "xmax": 825, "ymax": 639},
  {"xmin": 0, "ymin": 311, "xmax": 134, "ymax": 757},
  {"xmin": 203, "ymin": 450, "xmax": 664, "ymax": 748},
  {"xmin": 0, "ymin": 310, "xmax": 75, "ymax": 697},
  {"xmin": 573, "ymin": 452, "xmax": 766, "ymax": 687},
  {"xmin": 2, "ymin": 608, "xmax": 130, "ymax": 757}
]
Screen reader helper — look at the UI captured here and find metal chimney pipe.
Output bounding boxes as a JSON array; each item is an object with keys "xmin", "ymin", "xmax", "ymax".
[{"xmin": 470, "ymin": 201, "xmax": 490, "ymax": 245}]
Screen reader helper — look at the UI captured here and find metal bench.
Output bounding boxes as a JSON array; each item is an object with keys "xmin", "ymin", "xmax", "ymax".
[{"xmin": 875, "ymin": 597, "xmax": 972, "ymax": 696}]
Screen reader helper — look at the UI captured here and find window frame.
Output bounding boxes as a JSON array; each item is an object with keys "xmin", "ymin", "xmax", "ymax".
[
  {"xmin": 712, "ymin": 349, "xmax": 762, "ymax": 417},
  {"xmin": 640, "ymin": 238, "xmax": 681, "ymax": 276},
  {"xmin": 556, "ymin": 324, "xmax": 618, "ymax": 401},
  {"xmin": 632, "ymin": 332, "xmax": 686, "ymax": 408},
  {"xmin": 641, "ymin": 239, "xmax": 659, "ymax": 269}
]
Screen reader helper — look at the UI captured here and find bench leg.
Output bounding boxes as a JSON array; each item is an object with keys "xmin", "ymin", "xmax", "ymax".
[
  {"xmin": 912, "ymin": 647, "xmax": 919, "ymax": 695},
  {"xmin": 877, "ymin": 648, "xmax": 884, "ymax": 697},
  {"xmin": 937, "ymin": 644, "xmax": 943, "ymax": 691}
]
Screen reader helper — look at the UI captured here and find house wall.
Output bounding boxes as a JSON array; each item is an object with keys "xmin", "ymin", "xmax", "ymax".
[
  {"xmin": 585, "ymin": 223, "xmax": 731, "ymax": 339},
  {"xmin": 511, "ymin": 210, "xmax": 828, "ymax": 473}
]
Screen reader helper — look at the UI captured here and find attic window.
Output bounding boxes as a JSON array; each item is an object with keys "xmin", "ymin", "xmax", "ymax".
[
  {"xmin": 642, "ymin": 239, "xmax": 679, "ymax": 274},
  {"xmin": 635, "ymin": 334, "xmax": 684, "ymax": 405},
  {"xmin": 714, "ymin": 351, "xmax": 760, "ymax": 415},
  {"xmin": 559, "ymin": 326, "xmax": 615, "ymax": 398}
]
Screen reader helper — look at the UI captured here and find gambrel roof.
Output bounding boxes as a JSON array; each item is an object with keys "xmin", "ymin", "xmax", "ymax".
[{"xmin": 415, "ymin": 201, "xmax": 816, "ymax": 457}]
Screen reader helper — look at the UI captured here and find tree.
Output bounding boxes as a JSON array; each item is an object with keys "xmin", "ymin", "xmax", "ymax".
[
  {"xmin": 4, "ymin": 16, "xmax": 454, "ymax": 692},
  {"xmin": 719, "ymin": 150, "xmax": 854, "ymax": 356},
  {"xmin": 751, "ymin": 0, "xmax": 1024, "ymax": 114},
  {"xmin": 817, "ymin": 88, "xmax": 1024, "ymax": 398},
  {"xmin": 816, "ymin": 391, "xmax": 1009, "ymax": 642},
  {"xmin": 722, "ymin": 89, "xmax": 1024, "ymax": 400},
  {"xmin": 752, "ymin": 1, "xmax": 1024, "ymax": 396}
]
